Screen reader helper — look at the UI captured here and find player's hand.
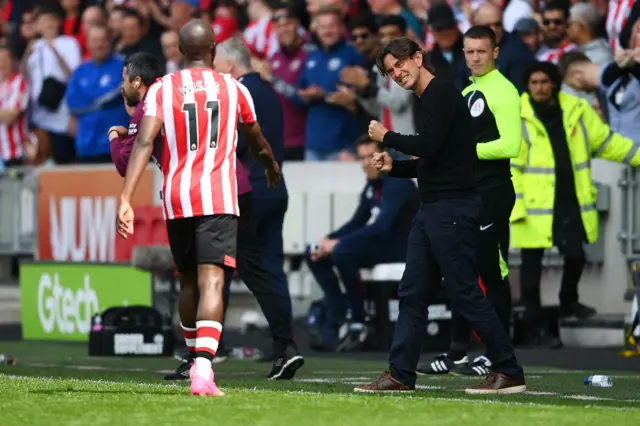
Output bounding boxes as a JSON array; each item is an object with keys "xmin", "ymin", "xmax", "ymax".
[
  {"xmin": 372, "ymin": 151, "xmax": 393, "ymax": 172},
  {"xmin": 265, "ymin": 161, "xmax": 281, "ymax": 188},
  {"xmin": 368, "ymin": 120, "xmax": 389, "ymax": 143},
  {"xmin": 108, "ymin": 125, "xmax": 128, "ymax": 141},
  {"xmin": 116, "ymin": 198, "xmax": 135, "ymax": 239}
]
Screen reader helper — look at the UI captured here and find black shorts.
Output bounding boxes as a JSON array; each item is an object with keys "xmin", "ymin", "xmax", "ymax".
[{"xmin": 166, "ymin": 214, "xmax": 238, "ymax": 273}]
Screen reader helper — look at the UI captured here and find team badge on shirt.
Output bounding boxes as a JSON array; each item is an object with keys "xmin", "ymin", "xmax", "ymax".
[{"xmin": 470, "ymin": 98, "xmax": 485, "ymax": 118}]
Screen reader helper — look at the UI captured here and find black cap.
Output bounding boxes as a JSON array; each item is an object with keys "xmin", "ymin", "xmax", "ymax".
[
  {"xmin": 513, "ymin": 17, "xmax": 539, "ymax": 34},
  {"xmin": 428, "ymin": 4, "xmax": 457, "ymax": 30}
]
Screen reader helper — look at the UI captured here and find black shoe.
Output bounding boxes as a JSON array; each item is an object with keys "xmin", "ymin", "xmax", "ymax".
[
  {"xmin": 449, "ymin": 355, "xmax": 491, "ymax": 376},
  {"xmin": 267, "ymin": 346, "xmax": 305, "ymax": 380},
  {"xmin": 163, "ymin": 354, "xmax": 193, "ymax": 380},
  {"xmin": 560, "ymin": 302, "xmax": 597, "ymax": 319},
  {"xmin": 417, "ymin": 353, "xmax": 469, "ymax": 375}
]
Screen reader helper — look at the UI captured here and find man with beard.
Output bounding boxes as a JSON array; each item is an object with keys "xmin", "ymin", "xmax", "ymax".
[{"xmin": 109, "ymin": 52, "xmax": 164, "ymax": 174}]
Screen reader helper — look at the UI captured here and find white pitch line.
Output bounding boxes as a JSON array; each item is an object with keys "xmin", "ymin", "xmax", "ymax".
[{"xmin": 1, "ymin": 374, "xmax": 639, "ymax": 413}]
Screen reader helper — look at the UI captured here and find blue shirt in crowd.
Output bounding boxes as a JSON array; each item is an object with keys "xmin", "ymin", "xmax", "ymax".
[{"xmin": 65, "ymin": 54, "xmax": 130, "ymax": 157}]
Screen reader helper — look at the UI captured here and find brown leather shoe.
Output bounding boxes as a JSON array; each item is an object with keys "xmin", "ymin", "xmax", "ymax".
[
  {"xmin": 354, "ymin": 370, "xmax": 415, "ymax": 393},
  {"xmin": 465, "ymin": 372, "xmax": 526, "ymax": 395}
]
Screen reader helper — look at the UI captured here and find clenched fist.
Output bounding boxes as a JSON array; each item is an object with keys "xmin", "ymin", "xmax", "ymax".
[
  {"xmin": 368, "ymin": 120, "xmax": 389, "ymax": 143},
  {"xmin": 372, "ymin": 151, "xmax": 392, "ymax": 172}
]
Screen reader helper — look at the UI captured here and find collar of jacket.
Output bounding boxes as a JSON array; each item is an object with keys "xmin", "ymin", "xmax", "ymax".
[
  {"xmin": 467, "ymin": 68, "xmax": 501, "ymax": 85},
  {"xmin": 521, "ymin": 91, "xmax": 588, "ymax": 133}
]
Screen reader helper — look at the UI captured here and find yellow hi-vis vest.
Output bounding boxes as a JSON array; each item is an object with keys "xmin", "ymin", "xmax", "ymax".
[{"xmin": 510, "ymin": 92, "xmax": 640, "ymax": 249}]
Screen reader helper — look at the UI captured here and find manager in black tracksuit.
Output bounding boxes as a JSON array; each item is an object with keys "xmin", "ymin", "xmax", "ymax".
[
  {"xmin": 354, "ymin": 37, "xmax": 525, "ymax": 395},
  {"xmin": 419, "ymin": 26, "xmax": 523, "ymax": 377}
]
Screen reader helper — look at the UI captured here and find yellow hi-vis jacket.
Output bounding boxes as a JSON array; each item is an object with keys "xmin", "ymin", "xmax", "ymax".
[{"xmin": 510, "ymin": 92, "xmax": 640, "ymax": 249}]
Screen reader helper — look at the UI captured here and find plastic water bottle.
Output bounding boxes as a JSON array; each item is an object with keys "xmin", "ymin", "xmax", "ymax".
[{"xmin": 584, "ymin": 375, "xmax": 613, "ymax": 388}]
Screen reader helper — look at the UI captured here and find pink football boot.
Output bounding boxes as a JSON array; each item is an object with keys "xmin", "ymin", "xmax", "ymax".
[{"xmin": 190, "ymin": 365, "xmax": 224, "ymax": 396}]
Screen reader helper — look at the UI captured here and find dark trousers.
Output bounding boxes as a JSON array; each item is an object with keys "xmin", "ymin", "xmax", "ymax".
[
  {"xmin": 221, "ymin": 192, "xmax": 295, "ymax": 355},
  {"xmin": 252, "ymin": 196, "xmax": 293, "ymax": 319},
  {"xmin": 389, "ymin": 198, "xmax": 523, "ymax": 387},
  {"xmin": 520, "ymin": 246, "xmax": 586, "ymax": 318},
  {"xmin": 305, "ymin": 236, "xmax": 407, "ymax": 324},
  {"xmin": 49, "ymin": 132, "xmax": 75, "ymax": 165},
  {"xmin": 449, "ymin": 186, "xmax": 515, "ymax": 351}
]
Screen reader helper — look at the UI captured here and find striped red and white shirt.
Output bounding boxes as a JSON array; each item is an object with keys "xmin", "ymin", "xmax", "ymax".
[
  {"xmin": 606, "ymin": 0, "xmax": 635, "ymax": 52},
  {"xmin": 244, "ymin": 15, "xmax": 307, "ymax": 60},
  {"xmin": 536, "ymin": 41, "xmax": 577, "ymax": 64},
  {"xmin": 0, "ymin": 73, "xmax": 30, "ymax": 162},
  {"xmin": 143, "ymin": 68, "xmax": 257, "ymax": 220}
]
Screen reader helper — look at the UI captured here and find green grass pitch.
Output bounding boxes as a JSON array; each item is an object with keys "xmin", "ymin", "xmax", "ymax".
[{"xmin": 0, "ymin": 342, "xmax": 638, "ymax": 425}]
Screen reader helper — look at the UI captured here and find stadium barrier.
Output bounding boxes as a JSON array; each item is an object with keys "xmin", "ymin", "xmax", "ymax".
[{"xmin": 0, "ymin": 161, "xmax": 634, "ymax": 317}]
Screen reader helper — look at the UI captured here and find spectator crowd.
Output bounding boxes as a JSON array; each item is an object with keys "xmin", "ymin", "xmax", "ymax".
[{"xmin": 0, "ymin": 0, "xmax": 637, "ymax": 169}]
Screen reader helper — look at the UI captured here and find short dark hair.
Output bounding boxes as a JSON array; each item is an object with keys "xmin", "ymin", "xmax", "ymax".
[
  {"xmin": 376, "ymin": 37, "xmax": 434, "ymax": 76},
  {"xmin": 557, "ymin": 50, "xmax": 590, "ymax": 79},
  {"xmin": 124, "ymin": 52, "xmax": 165, "ymax": 87},
  {"xmin": 122, "ymin": 8, "xmax": 144, "ymax": 26},
  {"xmin": 36, "ymin": 2, "xmax": 65, "ymax": 21},
  {"xmin": 464, "ymin": 25, "xmax": 497, "ymax": 48},
  {"xmin": 543, "ymin": 1, "xmax": 570, "ymax": 19},
  {"xmin": 522, "ymin": 61, "xmax": 562, "ymax": 95},
  {"xmin": 350, "ymin": 14, "xmax": 378, "ymax": 34},
  {"xmin": 378, "ymin": 15, "xmax": 407, "ymax": 33}
]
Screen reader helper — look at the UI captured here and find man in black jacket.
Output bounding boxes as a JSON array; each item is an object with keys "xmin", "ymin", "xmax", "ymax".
[{"xmin": 353, "ymin": 37, "xmax": 525, "ymax": 395}]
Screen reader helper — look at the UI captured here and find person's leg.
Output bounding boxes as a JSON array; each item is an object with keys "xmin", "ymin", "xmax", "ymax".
[
  {"xmin": 559, "ymin": 241, "xmax": 590, "ymax": 316},
  {"xmin": 426, "ymin": 197, "xmax": 524, "ymax": 393},
  {"xmin": 305, "ymin": 247, "xmax": 348, "ymax": 327},
  {"xmin": 520, "ymin": 248, "xmax": 545, "ymax": 335},
  {"xmin": 387, "ymin": 209, "xmax": 443, "ymax": 388},
  {"xmin": 189, "ymin": 214, "xmax": 238, "ymax": 396},
  {"xmin": 164, "ymin": 218, "xmax": 199, "ymax": 381},
  {"xmin": 235, "ymin": 193, "xmax": 302, "ymax": 378},
  {"xmin": 253, "ymin": 197, "xmax": 294, "ymax": 322}
]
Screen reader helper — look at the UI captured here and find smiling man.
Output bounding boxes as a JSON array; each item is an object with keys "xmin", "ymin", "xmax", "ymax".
[
  {"xmin": 355, "ymin": 37, "xmax": 525, "ymax": 395},
  {"xmin": 418, "ymin": 25, "xmax": 522, "ymax": 378}
]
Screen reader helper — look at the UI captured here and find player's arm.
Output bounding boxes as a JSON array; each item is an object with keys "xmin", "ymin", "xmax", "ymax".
[
  {"xmin": 239, "ymin": 121, "xmax": 278, "ymax": 169},
  {"xmin": 476, "ymin": 89, "xmax": 522, "ymax": 160},
  {"xmin": 121, "ymin": 81, "xmax": 164, "ymax": 202}
]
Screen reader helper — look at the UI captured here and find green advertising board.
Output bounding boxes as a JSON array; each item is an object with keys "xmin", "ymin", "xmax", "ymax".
[{"xmin": 20, "ymin": 263, "xmax": 153, "ymax": 341}]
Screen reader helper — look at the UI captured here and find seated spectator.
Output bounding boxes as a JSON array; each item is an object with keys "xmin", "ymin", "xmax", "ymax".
[
  {"xmin": 24, "ymin": 3, "xmax": 82, "ymax": 164},
  {"xmin": 305, "ymin": 135, "xmax": 420, "ymax": 352},
  {"xmin": 65, "ymin": 24, "xmax": 129, "ymax": 163}
]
